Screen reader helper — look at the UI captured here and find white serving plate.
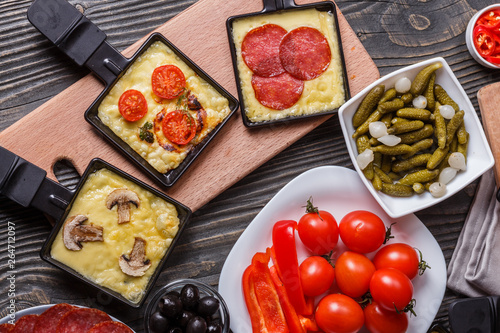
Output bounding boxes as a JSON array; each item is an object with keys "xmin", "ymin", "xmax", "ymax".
[
  {"xmin": 338, "ymin": 57, "xmax": 494, "ymax": 218},
  {"xmin": 0, "ymin": 304, "xmax": 135, "ymax": 332},
  {"xmin": 219, "ymin": 166, "xmax": 446, "ymax": 333}
]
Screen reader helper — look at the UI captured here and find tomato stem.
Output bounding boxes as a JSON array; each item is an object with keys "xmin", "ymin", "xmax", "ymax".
[
  {"xmin": 304, "ymin": 196, "xmax": 322, "ymax": 220},
  {"xmin": 383, "ymin": 222, "xmax": 396, "ymax": 244},
  {"xmin": 415, "ymin": 247, "xmax": 431, "ymax": 276}
]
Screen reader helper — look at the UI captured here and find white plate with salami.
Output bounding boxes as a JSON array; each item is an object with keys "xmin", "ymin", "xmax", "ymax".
[
  {"xmin": 219, "ymin": 166, "xmax": 446, "ymax": 333},
  {"xmin": 0, "ymin": 304, "xmax": 135, "ymax": 332}
]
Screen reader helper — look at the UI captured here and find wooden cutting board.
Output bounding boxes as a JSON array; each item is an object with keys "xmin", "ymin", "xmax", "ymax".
[
  {"xmin": 0, "ymin": 0, "xmax": 379, "ymax": 212},
  {"xmin": 478, "ymin": 82, "xmax": 500, "ymax": 187}
]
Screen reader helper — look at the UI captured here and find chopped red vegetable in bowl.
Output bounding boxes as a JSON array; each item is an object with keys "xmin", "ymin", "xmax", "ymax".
[{"xmin": 466, "ymin": 4, "xmax": 500, "ymax": 68}]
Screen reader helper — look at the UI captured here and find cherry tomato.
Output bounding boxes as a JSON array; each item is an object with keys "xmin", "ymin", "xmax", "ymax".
[
  {"xmin": 339, "ymin": 210, "xmax": 386, "ymax": 254},
  {"xmin": 372, "ymin": 243, "xmax": 421, "ymax": 279},
  {"xmin": 370, "ymin": 268, "xmax": 413, "ymax": 312},
  {"xmin": 152, "ymin": 65, "xmax": 186, "ymax": 99},
  {"xmin": 299, "ymin": 256, "xmax": 335, "ymax": 297},
  {"xmin": 297, "ymin": 200, "xmax": 339, "ymax": 255},
  {"xmin": 334, "ymin": 251, "xmax": 375, "ymax": 298},
  {"xmin": 364, "ymin": 301, "xmax": 408, "ymax": 333},
  {"xmin": 161, "ymin": 110, "xmax": 196, "ymax": 145},
  {"xmin": 118, "ymin": 89, "xmax": 148, "ymax": 122},
  {"xmin": 315, "ymin": 294, "xmax": 364, "ymax": 333},
  {"xmin": 473, "ymin": 25, "xmax": 496, "ymax": 57}
]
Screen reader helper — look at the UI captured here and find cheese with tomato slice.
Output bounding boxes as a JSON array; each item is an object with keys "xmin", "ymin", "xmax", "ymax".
[
  {"xmin": 231, "ymin": 8, "xmax": 346, "ymax": 122},
  {"xmin": 50, "ymin": 168, "xmax": 180, "ymax": 304},
  {"xmin": 98, "ymin": 41, "xmax": 231, "ymax": 173}
]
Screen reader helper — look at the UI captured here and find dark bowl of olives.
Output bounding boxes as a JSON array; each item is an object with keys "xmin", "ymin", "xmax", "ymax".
[{"xmin": 145, "ymin": 279, "xmax": 230, "ymax": 333}]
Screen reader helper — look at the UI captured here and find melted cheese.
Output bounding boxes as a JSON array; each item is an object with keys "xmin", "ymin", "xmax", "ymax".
[
  {"xmin": 98, "ymin": 41, "xmax": 231, "ymax": 173},
  {"xmin": 231, "ymin": 8, "xmax": 346, "ymax": 123},
  {"xmin": 50, "ymin": 168, "xmax": 180, "ymax": 304}
]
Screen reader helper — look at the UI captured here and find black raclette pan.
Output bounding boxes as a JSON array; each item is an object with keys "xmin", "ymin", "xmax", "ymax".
[
  {"xmin": 0, "ymin": 146, "xmax": 191, "ymax": 308},
  {"xmin": 27, "ymin": 0, "xmax": 239, "ymax": 188},
  {"xmin": 226, "ymin": 0, "xmax": 350, "ymax": 128}
]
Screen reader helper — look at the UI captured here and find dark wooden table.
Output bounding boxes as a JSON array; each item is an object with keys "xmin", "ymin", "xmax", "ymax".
[{"xmin": 1, "ymin": 0, "xmax": 498, "ymax": 331}]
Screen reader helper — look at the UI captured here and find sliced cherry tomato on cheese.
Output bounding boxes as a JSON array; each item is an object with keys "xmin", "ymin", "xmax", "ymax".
[
  {"xmin": 118, "ymin": 89, "xmax": 148, "ymax": 122},
  {"xmin": 161, "ymin": 109, "xmax": 196, "ymax": 145},
  {"xmin": 152, "ymin": 65, "xmax": 186, "ymax": 99},
  {"xmin": 473, "ymin": 25, "xmax": 496, "ymax": 57},
  {"xmin": 477, "ymin": 9, "xmax": 500, "ymax": 29}
]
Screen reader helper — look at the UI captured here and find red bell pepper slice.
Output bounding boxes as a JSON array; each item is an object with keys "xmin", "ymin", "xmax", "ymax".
[
  {"xmin": 269, "ymin": 266, "xmax": 306, "ymax": 333},
  {"xmin": 243, "ymin": 249, "xmax": 289, "ymax": 333},
  {"xmin": 272, "ymin": 220, "xmax": 309, "ymax": 315}
]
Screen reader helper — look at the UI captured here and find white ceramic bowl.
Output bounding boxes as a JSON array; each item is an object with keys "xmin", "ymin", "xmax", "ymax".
[
  {"xmin": 466, "ymin": 4, "xmax": 500, "ymax": 69},
  {"xmin": 338, "ymin": 57, "xmax": 494, "ymax": 218}
]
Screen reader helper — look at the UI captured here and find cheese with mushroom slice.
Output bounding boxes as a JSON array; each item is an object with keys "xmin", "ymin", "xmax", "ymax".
[{"xmin": 50, "ymin": 168, "xmax": 179, "ymax": 304}]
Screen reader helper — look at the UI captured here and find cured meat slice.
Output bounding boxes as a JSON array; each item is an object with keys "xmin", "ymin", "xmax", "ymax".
[
  {"xmin": 241, "ymin": 24, "xmax": 287, "ymax": 77},
  {"xmin": 33, "ymin": 303, "xmax": 74, "ymax": 333},
  {"xmin": 251, "ymin": 73, "xmax": 304, "ymax": 110},
  {"xmin": 88, "ymin": 321, "xmax": 133, "ymax": 333},
  {"xmin": 56, "ymin": 308, "xmax": 112, "ymax": 333},
  {"xmin": 0, "ymin": 323, "xmax": 14, "ymax": 333},
  {"xmin": 11, "ymin": 314, "xmax": 39, "ymax": 333},
  {"xmin": 279, "ymin": 27, "xmax": 331, "ymax": 80}
]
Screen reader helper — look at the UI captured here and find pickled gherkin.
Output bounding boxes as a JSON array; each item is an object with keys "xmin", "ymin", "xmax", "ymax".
[
  {"xmin": 351, "ymin": 61, "xmax": 468, "ymax": 198},
  {"xmin": 410, "ymin": 62, "xmax": 443, "ymax": 96},
  {"xmin": 353, "ymin": 84, "xmax": 385, "ymax": 127}
]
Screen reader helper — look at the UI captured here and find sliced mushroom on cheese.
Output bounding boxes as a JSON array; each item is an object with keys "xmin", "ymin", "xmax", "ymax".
[
  {"xmin": 63, "ymin": 215, "xmax": 104, "ymax": 251},
  {"xmin": 106, "ymin": 189, "xmax": 140, "ymax": 224},
  {"xmin": 119, "ymin": 237, "xmax": 152, "ymax": 277}
]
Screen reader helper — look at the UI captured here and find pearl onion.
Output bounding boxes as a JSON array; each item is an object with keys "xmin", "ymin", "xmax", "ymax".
[
  {"xmin": 356, "ymin": 149, "xmax": 374, "ymax": 170},
  {"xmin": 429, "ymin": 182, "xmax": 447, "ymax": 198},
  {"xmin": 439, "ymin": 105, "xmax": 455, "ymax": 119},
  {"xmin": 395, "ymin": 77, "xmax": 411, "ymax": 93},
  {"xmin": 369, "ymin": 121, "xmax": 388, "ymax": 139},
  {"xmin": 412, "ymin": 95, "xmax": 427, "ymax": 109},
  {"xmin": 439, "ymin": 167, "xmax": 458, "ymax": 185},
  {"xmin": 448, "ymin": 152, "xmax": 466, "ymax": 171},
  {"xmin": 377, "ymin": 135, "xmax": 401, "ymax": 146}
]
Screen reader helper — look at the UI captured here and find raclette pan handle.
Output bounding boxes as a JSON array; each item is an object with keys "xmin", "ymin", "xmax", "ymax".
[
  {"xmin": 27, "ymin": 0, "xmax": 130, "ymax": 87},
  {"xmin": 0, "ymin": 146, "xmax": 74, "ymax": 222},
  {"xmin": 261, "ymin": 0, "xmax": 299, "ymax": 12}
]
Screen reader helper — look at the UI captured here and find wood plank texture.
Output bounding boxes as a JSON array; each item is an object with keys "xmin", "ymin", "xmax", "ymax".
[{"xmin": 0, "ymin": 0, "xmax": 496, "ymax": 332}]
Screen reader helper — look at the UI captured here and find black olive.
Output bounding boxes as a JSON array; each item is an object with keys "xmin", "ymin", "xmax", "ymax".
[
  {"xmin": 206, "ymin": 321, "xmax": 222, "ymax": 333},
  {"xmin": 178, "ymin": 310, "xmax": 195, "ymax": 328},
  {"xmin": 167, "ymin": 290, "xmax": 181, "ymax": 298},
  {"xmin": 149, "ymin": 311, "xmax": 170, "ymax": 333},
  {"xmin": 168, "ymin": 327, "xmax": 183, "ymax": 333},
  {"xmin": 186, "ymin": 316, "xmax": 207, "ymax": 333},
  {"xmin": 158, "ymin": 294, "xmax": 183, "ymax": 319},
  {"xmin": 180, "ymin": 284, "xmax": 200, "ymax": 310},
  {"xmin": 197, "ymin": 296, "xmax": 219, "ymax": 317}
]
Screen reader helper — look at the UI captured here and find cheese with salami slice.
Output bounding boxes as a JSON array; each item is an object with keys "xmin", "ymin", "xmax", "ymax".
[{"xmin": 232, "ymin": 8, "xmax": 346, "ymax": 123}]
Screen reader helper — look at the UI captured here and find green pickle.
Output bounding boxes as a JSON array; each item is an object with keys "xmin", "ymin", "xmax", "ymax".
[
  {"xmin": 435, "ymin": 84, "xmax": 459, "ymax": 112},
  {"xmin": 424, "ymin": 72, "xmax": 436, "ymax": 111},
  {"xmin": 398, "ymin": 169, "xmax": 439, "ymax": 186},
  {"xmin": 398, "ymin": 124, "xmax": 434, "ymax": 144},
  {"xmin": 351, "ymin": 61, "xmax": 469, "ymax": 199},
  {"xmin": 396, "ymin": 108, "xmax": 431, "ymax": 121},
  {"xmin": 410, "ymin": 62, "xmax": 443, "ymax": 96},
  {"xmin": 353, "ymin": 84, "xmax": 385, "ymax": 127},
  {"xmin": 381, "ymin": 183, "xmax": 413, "ymax": 197}
]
